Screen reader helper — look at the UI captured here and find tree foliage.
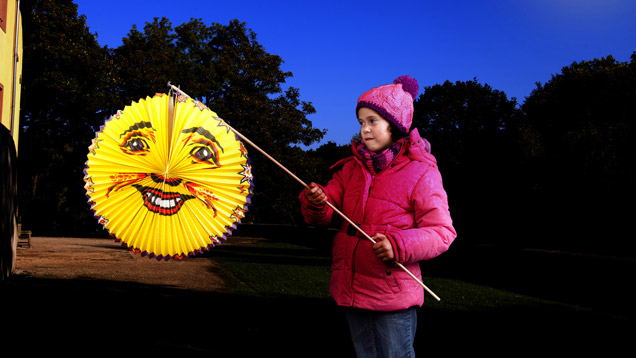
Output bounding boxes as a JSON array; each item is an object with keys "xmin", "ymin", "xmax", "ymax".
[
  {"xmin": 18, "ymin": 0, "xmax": 118, "ymax": 236},
  {"xmin": 113, "ymin": 17, "xmax": 180, "ymax": 104},
  {"xmin": 520, "ymin": 54, "xmax": 636, "ymax": 248},
  {"xmin": 112, "ymin": 17, "xmax": 327, "ymax": 223},
  {"xmin": 15, "ymin": 1, "xmax": 636, "ymax": 254},
  {"xmin": 413, "ymin": 78, "xmax": 520, "ymax": 167},
  {"xmin": 17, "ymin": 5, "xmax": 325, "ymax": 233},
  {"xmin": 412, "ymin": 79, "xmax": 522, "ymax": 246}
]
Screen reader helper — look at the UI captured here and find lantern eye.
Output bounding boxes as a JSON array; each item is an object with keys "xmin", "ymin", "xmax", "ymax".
[
  {"xmin": 128, "ymin": 138, "xmax": 149, "ymax": 152},
  {"xmin": 120, "ymin": 132, "xmax": 152, "ymax": 155},
  {"xmin": 189, "ymin": 141, "xmax": 220, "ymax": 166},
  {"xmin": 181, "ymin": 126, "xmax": 223, "ymax": 166}
]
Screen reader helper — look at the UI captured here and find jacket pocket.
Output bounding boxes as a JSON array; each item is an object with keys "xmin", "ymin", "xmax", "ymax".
[{"xmin": 384, "ymin": 267, "xmax": 402, "ymax": 293}]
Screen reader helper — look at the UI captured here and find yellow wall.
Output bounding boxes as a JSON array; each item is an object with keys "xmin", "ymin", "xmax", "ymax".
[{"xmin": 1, "ymin": 0, "xmax": 22, "ymax": 152}]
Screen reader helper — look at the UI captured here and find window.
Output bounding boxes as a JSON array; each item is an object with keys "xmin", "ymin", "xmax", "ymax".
[
  {"xmin": 0, "ymin": 0, "xmax": 8, "ymax": 33},
  {"xmin": 0, "ymin": 83, "xmax": 4, "ymax": 123}
]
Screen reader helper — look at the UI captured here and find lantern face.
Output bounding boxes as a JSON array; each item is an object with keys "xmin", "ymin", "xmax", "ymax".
[{"xmin": 84, "ymin": 94, "xmax": 253, "ymax": 260}]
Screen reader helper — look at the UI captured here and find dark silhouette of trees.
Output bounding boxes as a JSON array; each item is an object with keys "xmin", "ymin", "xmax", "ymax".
[
  {"xmin": 18, "ymin": 2, "xmax": 325, "ymax": 234},
  {"xmin": 19, "ymin": 0, "xmax": 118, "ymax": 236},
  {"xmin": 408, "ymin": 58, "xmax": 636, "ymax": 253},
  {"xmin": 412, "ymin": 79, "xmax": 523, "ymax": 248},
  {"xmin": 15, "ymin": 1, "xmax": 636, "ymax": 255},
  {"xmin": 520, "ymin": 54, "xmax": 636, "ymax": 252},
  {"xmin": 111, "ymin": 17, "xmax": 326, "ymax": 224}
]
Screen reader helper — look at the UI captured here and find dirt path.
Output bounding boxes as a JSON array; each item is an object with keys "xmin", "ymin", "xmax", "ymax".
[{"xmin": 13, "ymin": 236, "xmax": 239, "ymax": 293}]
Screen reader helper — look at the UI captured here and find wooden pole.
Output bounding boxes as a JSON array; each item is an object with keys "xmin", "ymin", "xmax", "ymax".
[{"xmin": 167, "ymin": 83, "xmax": 441, "ymax": 301}]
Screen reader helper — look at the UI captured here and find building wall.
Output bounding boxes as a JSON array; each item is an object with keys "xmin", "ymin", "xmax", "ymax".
[{"xmin": 0, "ymin": 0, "xmax": 22, "ymax": 152}]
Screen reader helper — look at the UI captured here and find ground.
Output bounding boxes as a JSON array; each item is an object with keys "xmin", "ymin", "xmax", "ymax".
[
  {"xmin": 13, "ymin": 236, "xmax": 241, "ymax": 293},
  {"xmin": 3, "ymin": 236, "xmax": 353, "ymax": 356},
  {"xmin": 3, "ymin": 236, "xmax": 634, "ymax": 356}
]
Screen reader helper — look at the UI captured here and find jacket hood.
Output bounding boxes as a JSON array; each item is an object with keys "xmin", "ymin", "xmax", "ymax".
[{"xmin": 405, "ymin": 128, "xmax": 437, "ymax": 166}]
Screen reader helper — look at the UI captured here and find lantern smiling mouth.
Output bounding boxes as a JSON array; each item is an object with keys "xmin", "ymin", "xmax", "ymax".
[{"xmin": 132, "ymin": 184, "xmax": 194, "ymax": 216}]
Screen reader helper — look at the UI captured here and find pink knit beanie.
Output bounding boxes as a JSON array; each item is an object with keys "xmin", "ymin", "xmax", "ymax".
[{"xmin": 356, "ymin": 75, "xmax": 419, "ymax": 133}]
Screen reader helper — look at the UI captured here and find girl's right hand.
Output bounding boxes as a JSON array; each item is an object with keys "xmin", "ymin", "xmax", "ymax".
[{"xmin": 305, "ymin": 183, "xmax": 327, "ymax": 207}]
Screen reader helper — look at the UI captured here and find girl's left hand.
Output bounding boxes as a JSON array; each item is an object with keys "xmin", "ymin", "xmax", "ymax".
[{"xmin": 372, "ymin": 233, "xmax": 395, "ymax": 263}]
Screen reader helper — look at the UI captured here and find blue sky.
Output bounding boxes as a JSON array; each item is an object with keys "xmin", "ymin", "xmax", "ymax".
[{"xmin": 74, "ymin": 0, "xmax": 636, "ymax": 147}]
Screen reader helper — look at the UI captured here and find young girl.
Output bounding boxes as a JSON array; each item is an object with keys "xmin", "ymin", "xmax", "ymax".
[{"xmin": 299, "ymin": 76, "xmax": 456, "ymax": 357}]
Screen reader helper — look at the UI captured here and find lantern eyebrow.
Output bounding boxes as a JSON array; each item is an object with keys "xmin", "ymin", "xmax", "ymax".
[
  {"xmin": 120, "ymin": 121, "xmax": 153, "ymax": 138},
  {"xmin": 182, "ymin": 126, "xmax": 224, "ymax": 152}
]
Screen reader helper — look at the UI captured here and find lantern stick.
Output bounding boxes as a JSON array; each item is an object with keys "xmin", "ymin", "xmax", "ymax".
[{"xmin": 168, "ymin": 83, "xmax": 441, "ymax": 301}]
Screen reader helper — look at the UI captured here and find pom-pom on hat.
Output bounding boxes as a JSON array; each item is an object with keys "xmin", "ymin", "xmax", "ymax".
[{"xmin": 356, "ymin": 75, "xmax": 419, "ymax": 133}]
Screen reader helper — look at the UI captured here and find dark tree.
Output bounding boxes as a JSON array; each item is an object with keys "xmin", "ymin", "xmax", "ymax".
[
  {"xmin": 113, "ymin": 17, "xmax": 180, "ymax": 104},
  {"xmin": 19, "ymin": 0, "xmax": 118, "ymax": 236},
  {"xmin": 17, "ymin": 5, "xmax": 326, "ymax": 235},
  {"xmin": 521, "ymin": 54, "xmax": 636, "ymax": 252},
  {"xmin": 413, "ymin": 79, "xmax": 523, "ymax": 247}
]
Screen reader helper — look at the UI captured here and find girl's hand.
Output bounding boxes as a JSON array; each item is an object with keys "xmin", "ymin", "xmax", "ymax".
[
  {"xmin": 305, "ymin": 182, "xmax": 327, "ymax": 207},
  {"xmin": 372, "ymin": 233, "xmax": 395, "ymax": 263}
]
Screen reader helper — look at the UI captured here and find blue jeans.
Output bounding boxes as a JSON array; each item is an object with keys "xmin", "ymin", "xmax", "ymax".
[{"xmin": 344, "ymin": 307, "xmax": 417, "ymax": 358}]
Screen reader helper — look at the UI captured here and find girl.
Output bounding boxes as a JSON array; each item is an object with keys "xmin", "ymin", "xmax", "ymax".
[{"xmin": 299, "ymin": 76, "xmax": 456, "ymax": 357}]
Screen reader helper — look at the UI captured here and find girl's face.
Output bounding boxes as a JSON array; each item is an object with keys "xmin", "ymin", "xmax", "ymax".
[{"xmin": 358, "ymin": 107, "xmax": 393, "ymax": 152}]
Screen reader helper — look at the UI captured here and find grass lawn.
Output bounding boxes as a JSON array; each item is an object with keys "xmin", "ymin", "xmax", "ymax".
[
  {"xmin": 212, "ymin": 237, "xmax": 596, "ymax": 311},
  {"xmin": 211, "ymin": 236, "xmax": 633, "ymax": 356},
  {"xmin": 212, "ymin": 237, "xmax": 332, "ymax": 299}
]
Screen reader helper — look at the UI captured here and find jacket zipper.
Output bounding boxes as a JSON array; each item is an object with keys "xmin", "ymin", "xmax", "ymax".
[
  {"xmin": 350, "ymin": 174, "xmax": 374, "ymax": 306},
  {"xmin": 350, "ymin": 237, "xmax": 360, "ymax": 306}
]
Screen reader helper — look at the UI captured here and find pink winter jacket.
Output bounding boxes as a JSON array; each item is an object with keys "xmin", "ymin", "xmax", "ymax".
[{"xmin": 299, "ymin": 129, "xmax": 456, "ymax": 311}]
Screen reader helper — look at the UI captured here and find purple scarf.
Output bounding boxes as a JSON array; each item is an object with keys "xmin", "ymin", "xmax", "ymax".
[{"xmin": 356, "ymin": 139, "xmax": 405, "ymax": 175}]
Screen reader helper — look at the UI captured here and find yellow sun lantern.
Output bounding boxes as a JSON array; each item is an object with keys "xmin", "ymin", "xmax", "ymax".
[{"xmin": 84, "ymin": 93, "xmax": 254, "ymax": 260}]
